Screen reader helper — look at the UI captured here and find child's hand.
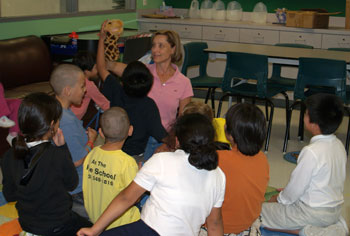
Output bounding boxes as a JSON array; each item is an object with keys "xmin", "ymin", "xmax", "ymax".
[
  {"xmin": 76, "ymin": 227, "xmax": 97, "ymax": 236},
  {"xmin": 52, "ymin": 128, "xmax": 65, "ymax": 146},
  {"xmin": 98, "ymin": 20, "xmax": 108, "ymax": 40},
  {"xmin": 87, "ymin": 127, "xmax": 98, "ymax": 143},
  {"xmin": 268, "ymin": 193, "xmax": 279, "ymax": 203}
]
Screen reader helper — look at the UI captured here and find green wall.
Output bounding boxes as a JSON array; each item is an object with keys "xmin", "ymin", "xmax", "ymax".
[
  {"xmin": 165, "ymin": 0, "xmax": 346, "ymax": 16},
  {"xmin": 0, "ymin": 0, "xmax": 163, "ymax": 40}
]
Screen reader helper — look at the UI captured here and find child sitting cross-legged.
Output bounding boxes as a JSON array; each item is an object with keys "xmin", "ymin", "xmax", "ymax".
[
  {"xmin": 50, "ymin": 64, "xmax": 98, "ymax": 219},
  {"xmin": 213, "ymin": 103, "xmax": 270, "ymax": 236},
  {"xmin": 83, "ymin": 107, "xmax": 140, "ymax": 230},
  {"xmin": 262, "ymin": 93, "xmax": 348, "ymax": 236}
]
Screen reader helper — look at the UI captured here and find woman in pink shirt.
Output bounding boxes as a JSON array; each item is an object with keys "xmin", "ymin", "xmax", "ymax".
[
  {"xmin": 105, "ymin": 29, "xmax": 193, "ymax": 159},
  {"xmin": 71, "ymin": 52, "xmax": 110, "ymax": 120},
  {"xmin": 106, "ymin": 30, "xmax": 193, "ymax": 130}
]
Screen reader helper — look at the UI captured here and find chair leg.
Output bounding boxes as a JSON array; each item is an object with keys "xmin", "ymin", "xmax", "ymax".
[
  {"xmin": 283, "ymin": 101, "xmax": 301, "ymax": 153},
  {"xmin": 204, "ymin": 88, "xmax": 211, "ymax": 104},
  {"xmin": 283, "ymin": 106, "xmax": 293, "ymax": 153},
  {"xmin": 264, "ymin": 99, "xmax": 274, "ymax": 152},
  {"xmin": 346, "ymin": 108, "xmax": 350, "ymax": 156},
  {"xmin": 281, "ymin": 92, "xmax": 290, "ymax": 140},
  {"xmin": 265, "ymin": 100, "xmax": 269, "ymax": 122},
  {"xmin": 211, "ymin": 88, "xmax": 216, "ymax": 115},
  {"xmin": 298, "ymin": 103, "xmax": 305, "ymax": 141}
]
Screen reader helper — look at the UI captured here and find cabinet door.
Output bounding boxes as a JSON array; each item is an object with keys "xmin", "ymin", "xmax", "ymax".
[
  {"xmin": 172, "ymin": 25, "xmax": 202, "ymax": 40},
  {"xmin": 139, "ymin": 22, "xmax": 172, "ymax": 32},
  {"xmin": 279, "ymin": 31, "xmax": 322, "ymax": 48},
  {"xmin": 202, "ymin": 26, "xmax": 239, "ymax": 42},
  {"xmin": 322, "ymin": 34, "xmax": 350, "ymax": 49},
  {"xmin": 239, "ymin": 29, "xmax": 279, "ymax": 45}
]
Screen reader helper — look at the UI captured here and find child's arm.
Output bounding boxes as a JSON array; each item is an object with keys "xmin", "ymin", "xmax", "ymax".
[
  {"xmin": 278, "ymin": 149, "xmax": 316, "ymax": 204},
  {"xmin": 206, "ymin": 207, "xmax": 224, "ymax": 236},
  {"xmin": 96, "ymin": 21, "xmax": 111, "ymax": 82},
  {"xmin": 77, "ymin": 181, "xmax": 146, "ymax": 236},
  {"xmin": 86, "ymin": 80, "xmax": 110, "ymax": 111}
]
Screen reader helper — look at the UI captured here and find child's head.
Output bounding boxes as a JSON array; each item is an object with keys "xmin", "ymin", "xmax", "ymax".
[
  {"xmin": 305, "ymin": 93, "xmax": 344, "ymax": 135},
  {"xmin": 100, "ymin": 107, "xmax": 131, "ymax": 143},
  {"xmin": 15, "ymin": 92, "xmax": 62, "ymax": 158},
  {"xmin": 72, "ymin": 51, "xmax": 98, "ymax": 79},
  {"xmin": 50, "ymin": 64, "xmax": 86, "ymax": 106},
  {"xmin": 121, "ymin": 61, "xmax": 153, "ymax": 98},
  {"xmin": 225, "ymin": 103, "xmax": 266, "ymax": 156},
  {"xmin": 182, "ymin": 101, "xmax": 213, "ymax": 121},
  {"xmin": 175, "ymin": 113, "xmax": 217, "ymax": 171}
]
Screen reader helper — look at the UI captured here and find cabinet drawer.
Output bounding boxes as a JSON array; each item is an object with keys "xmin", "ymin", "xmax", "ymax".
[
  {"xmin": 139, "ymin": 22, "xmax": 172, "ymax": 32},
  {"xmin": 279, "ymin": 31, "xmax": 322, "ymax": 48},
  {"xmin": 239, "ymin": 29, "xmax": 279, "ymax": 45},
  {"xmin": 203, "ymin": 26, "xmax": 239, "ymax": 42},
  {"xmin": 322, "ymin": 34, "xmax": 350, "ymax": 49},
  {"xmin": 172, "ymin": 25, "xmax": 202, "ymax": 39}
]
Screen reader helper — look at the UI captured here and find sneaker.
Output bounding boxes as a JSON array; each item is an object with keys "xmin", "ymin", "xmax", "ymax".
[
  {"xmin": 301, "ymin": 223, "xmax": 347, "ymax": 236},
  {"xmin": 0, "ymin": 116, "xmax": 15, "ymax": 128},
  {"xmin": 6, "ymin": 133, "xmax": 17, "ymax": 146}
]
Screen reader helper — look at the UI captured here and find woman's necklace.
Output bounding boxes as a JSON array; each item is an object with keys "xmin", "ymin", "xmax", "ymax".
[{"xmin": 157, "ymin": 66, "xmax": 175, "ymax": 86}]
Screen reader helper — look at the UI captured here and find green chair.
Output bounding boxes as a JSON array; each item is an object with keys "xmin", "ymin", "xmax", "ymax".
[
  {"xmin": 283, "ymin": 57, "xmax": 347, "ymax": 153},
  {"xmin": 217, "ymin": 52, "xmax": 289, "ymax": 152},
  {"xmin": 267, "ymin": 43, "xmax": 314, "ymax": 122},
  {"xmin": 328, "ymin": 47, "xmax": 350, "ymax": 154},
  {"xmin": 181, "ymin": 42, "xmax": 223, "ymax": 113}
]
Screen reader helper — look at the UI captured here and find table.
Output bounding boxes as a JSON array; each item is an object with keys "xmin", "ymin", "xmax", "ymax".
[{"xmin": 206, "ymin": 43, "xmax": 350, "ymax": 70}]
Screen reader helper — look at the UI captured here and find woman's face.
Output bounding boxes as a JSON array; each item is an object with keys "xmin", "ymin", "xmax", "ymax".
[{"xmin": 151, "ymin": 35, "xmax": 175, "ymax": 64}]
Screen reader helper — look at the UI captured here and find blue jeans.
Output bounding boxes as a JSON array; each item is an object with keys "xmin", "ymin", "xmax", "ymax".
[
  {"xmin": 143, "ymin": 137, "xmax": 162, "ymax": 161},
  {"xmin": 101, "ymin": 220, "xmax": 159, "ymax": 236}
]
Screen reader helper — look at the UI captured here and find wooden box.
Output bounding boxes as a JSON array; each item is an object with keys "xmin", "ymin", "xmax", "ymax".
[{"xmin": 286, "ymin": 10, "xmax": 337, "ymax": 29}]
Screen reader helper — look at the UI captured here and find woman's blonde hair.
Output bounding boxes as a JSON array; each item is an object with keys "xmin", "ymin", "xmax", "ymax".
[
  {"xmin": 182, "ymin": 101, "xmax": 213, "ymax": 121},
  {"xmin": 152, "ymin": 30, "xmax": 182, "ymax": 63}
]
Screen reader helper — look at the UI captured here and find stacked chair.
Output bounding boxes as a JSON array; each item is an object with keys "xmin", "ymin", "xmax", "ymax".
[
  {"xmin": 182, "ymin": 42, "xmax": 223, "ymax": 113},
  {"xmin": 283, "ymin": 57, "xmax": 347, "ymax": 153},
  {"xmin": 216, "ymin": 52, "xmax": 289, "ymax": 152}
]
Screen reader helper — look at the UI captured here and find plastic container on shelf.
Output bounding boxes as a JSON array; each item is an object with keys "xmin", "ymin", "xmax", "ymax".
[
  {"xmin": 212, "ymin": 0, "xmax": 226, "ymax": 20},
  {"xmin": 226, "ymin": 1, "xmax": 243, "ymax": 21},
  {"xmin": 251, "ymin": 2, "xmax": 267, "ymax": 24},
  {"xmin": 200, "ymin": 0, "xmax": 213, "ymax": 19},
  {"xmin": 189, "ymin": 0, "xmax": 200, "ymax": 19}
]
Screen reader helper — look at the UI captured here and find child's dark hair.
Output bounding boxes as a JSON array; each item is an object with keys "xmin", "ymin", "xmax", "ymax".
[
  {"xmin": 225, "ymin": 103, "xmax": 266, "ymax": 156},
  {"xmin": 305, "ymin": 93, "xmax": 344, "ymax": 134},
  {"xmin": 175, "ymin": 113, "xmax": 218, "ymax": 171},
  {"xmin": 14, "ymin": 93, "xmax": 62, "ymax": 159},
  {"xmin": 72, "ymin": 51, "xmax": 96, "ymax": 71},
  {"xmin": 121, "ymin": 61, "xmax": 153, "ymax": 98}
]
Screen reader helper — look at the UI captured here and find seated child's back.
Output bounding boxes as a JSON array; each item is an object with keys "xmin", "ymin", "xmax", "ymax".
[
  {"xmin": 218, "ymin": 103, "xmax": 269, "ymax": 234},
  {"xmin": 83, "ymin": 107, "xmax": 140, "ymax": 229}
]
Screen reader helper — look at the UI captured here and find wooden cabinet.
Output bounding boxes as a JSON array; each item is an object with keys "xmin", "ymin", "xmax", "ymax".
[
  {"xmin": 139, "ymin": 22, "xmax": 172, "ymax": 32},
  {"xmin": 172, "ymin": 24, "xmax": 202, "ymax": 40},
  {"xmin": 239, "ymin": 29, "xmax": 279, "ymax": 45},
  {"xmin": 280, "ymin": 31, "xmax": 322, "ymax": 48},
  {"xmin": 322, "ymin": 34, "xmax": 350, "ymax": 49},
  {"xmin": 202, "ymin": 26, "xmax": 239, "ymax": 42}
]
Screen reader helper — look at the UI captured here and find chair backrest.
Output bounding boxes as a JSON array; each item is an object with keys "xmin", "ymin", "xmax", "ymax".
[
  {"xmin": 328, "ymin": 48, "xmax": 350, "ymax": 52},
  {"xmin": 181, "ymin": 42, "xmax": 209, "ymax": 77},
  {"xmin": 271, "ymin": 43, "xmax": 314, "ymax": 77},
  {"xmin": 294, "ymin": 57, "xmax": 347, "ymax": 101},
  {"xmin": 123, "ymin": 36, "xmax": 152, "ymax": 64},
  {"xmin": 222, "ymin": 52, "xmax": 268, "ymax": 97},
  {"xmin": 275, "ymin": 43, "xmax": 314, "ymax": 49}
]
